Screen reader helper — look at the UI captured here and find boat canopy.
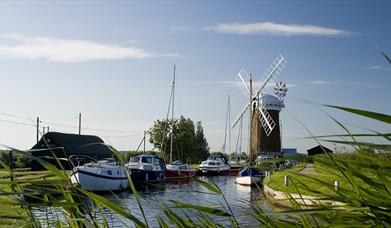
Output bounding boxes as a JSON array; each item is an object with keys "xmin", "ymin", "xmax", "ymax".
[{"xmin": 239, "ymin": 168, "xmax": 263, "ymax": 177}]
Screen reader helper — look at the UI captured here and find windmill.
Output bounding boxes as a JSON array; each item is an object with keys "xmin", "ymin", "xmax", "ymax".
[{"xmin": 230, "ymin": 55, "xmax": 287, "ymax": 161}]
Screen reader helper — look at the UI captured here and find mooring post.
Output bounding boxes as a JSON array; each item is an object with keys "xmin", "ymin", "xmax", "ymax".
[
  {"xmin": 267, "ymin": 171, "xmax": 272, "ymax": 182},
  {"xmin": 284, "ymin": 175, "xmax": 289, "ymax": 187},
  {"xmin": 335, "ymin": 180, "xmax": 340, "ymax": 191}
]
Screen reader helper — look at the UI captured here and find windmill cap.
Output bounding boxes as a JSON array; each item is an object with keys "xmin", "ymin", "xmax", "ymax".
[{"xmin": 260, "ymin": 94, "xmax": 285, "ymax": 111}]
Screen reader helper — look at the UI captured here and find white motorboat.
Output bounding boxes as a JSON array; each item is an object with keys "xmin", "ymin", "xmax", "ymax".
[
  {"xmin": 199, "ymin": 155, "xmax": 230, "ymax": 176},
  {"xmin": 235, "ymin": 168, "xmax": 264, "ymax": 186},
  {"xmin": 70, "ymin": 155, "xmax": 128, "ymax": 191}
]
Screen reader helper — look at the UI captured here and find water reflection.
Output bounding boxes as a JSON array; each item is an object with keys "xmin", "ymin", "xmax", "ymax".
[{"xmin": 32, "ymin": 176, "xmax": 272, "ymax": 227}]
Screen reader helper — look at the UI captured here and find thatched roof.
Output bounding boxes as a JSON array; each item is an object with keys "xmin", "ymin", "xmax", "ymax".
[{"xmin": 29, "ymin": 132, "xmax": 112, "ymax": 170}]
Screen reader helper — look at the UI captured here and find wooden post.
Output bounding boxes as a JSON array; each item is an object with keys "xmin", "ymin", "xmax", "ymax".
[
  {"xmin": 284, "ymin": 175, "xmax": 289, "ymax": 187},
  {"xmin": 36, "ymin": 117, "xmax": 40, "ymax": 143}
]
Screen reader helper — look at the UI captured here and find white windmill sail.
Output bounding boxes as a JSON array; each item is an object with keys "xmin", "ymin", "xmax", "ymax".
[
  {"xmin": 236, "ymin": 68, "xmax": 251, "ymax": 96},
  {"xmin": 257, "ymin": 104, "xmax": 276, "ymax": 136},
  {"xmin": 255, "ymin": 55, "xmax": 287, "ymax": 95},
  {"xmin": 254, "ymin": 55, "xmax": 287, "ymax": 135},
  {"xmin": 230, "ymin": 103, "xmax": 249, "ymax": 131}
]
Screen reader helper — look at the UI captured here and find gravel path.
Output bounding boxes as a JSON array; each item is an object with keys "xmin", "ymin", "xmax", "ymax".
[{"xmin": 299, "ymin": 163, "xmax": 318, "ymax": 175}]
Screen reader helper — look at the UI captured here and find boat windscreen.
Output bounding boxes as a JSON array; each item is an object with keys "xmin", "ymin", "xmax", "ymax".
[
  {"xmin": 130, "ymin": 157, "xmax": 140, "ymax": 162},
  {"xmin": 141, "ymin": 157, "xmax": 153, "ymax": 163}
]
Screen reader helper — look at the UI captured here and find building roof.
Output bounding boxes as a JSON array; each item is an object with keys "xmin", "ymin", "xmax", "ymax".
[
  {"xmin": 307, "ymin": 145, "xmax": 333, "ymax": 156},
  {"xmin": 31, "ymin": 132, "xmax": 112, "ymax": 158}
]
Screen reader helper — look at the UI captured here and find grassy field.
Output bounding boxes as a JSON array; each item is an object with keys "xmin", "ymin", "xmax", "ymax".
[
  {"xmin": 264, "ymin": 151, "xmax": 390, "ymax": 198},
  {"xmin": 263, "ymin": 160, "xmax": 347, "ymax": 196}
]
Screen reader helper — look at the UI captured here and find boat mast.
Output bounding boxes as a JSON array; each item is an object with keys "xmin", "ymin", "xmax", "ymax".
[
  {"xmin": 223, "ymin": 95, "xmax": 230, "ymax": 154},
  {"xmin": 170, "ymin": 65, "xmax": 176, "ymax": 164},
  {"xmin": 228, "ymin": 94, "xmax": 231, "ymax": 156},
  {"xmin": 248, "ymin": 74, "xmax": 253, "ymax": 161}
]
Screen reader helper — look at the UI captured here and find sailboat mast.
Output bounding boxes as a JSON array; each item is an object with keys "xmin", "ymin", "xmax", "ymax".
[
  {"xmin": 223, "ymin": 95, "xmax": 229, "ymax": 154},
  {"xmin": 248, "ymin": 74, "xmax": 253, "ymax": 161},
  {"xmin": 228, "ymin": 94, "xmax": 231, "ymax": 155},
  {"xmin": 170, "ymin": 65, "xmax": 176, "ymax": 163}
]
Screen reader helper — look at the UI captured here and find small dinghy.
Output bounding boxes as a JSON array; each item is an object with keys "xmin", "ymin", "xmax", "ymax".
[
  {"xmin": 235, "ymin": 168, "xmax": 264, "ymax": 186},
  {"xmin": 70, "ymin": 155, "xmax": 128, "ymax": 191}
]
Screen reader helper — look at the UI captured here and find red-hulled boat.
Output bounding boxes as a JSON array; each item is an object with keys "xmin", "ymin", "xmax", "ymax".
[{"xmin": 165, "ymin": 160, "xmax": 197, "ymax": 179}]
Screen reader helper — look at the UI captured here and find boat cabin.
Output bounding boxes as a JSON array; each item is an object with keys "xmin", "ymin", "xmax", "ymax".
[
  {"xmin": 201, "ymin": 160, "xmax": 225, "ymax": 167},
  {"xmin": 128, "ymin": 154, "xmax": 165, "ymax": 171},
  {"xmin": 206, "ymin": 155, "xmax": 228, "ymax": 164}
]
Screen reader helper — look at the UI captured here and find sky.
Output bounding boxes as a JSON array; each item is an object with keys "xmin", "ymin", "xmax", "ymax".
[{"xmin": 0, "ymin": 1, "xmax": 390, "ymax": 154}]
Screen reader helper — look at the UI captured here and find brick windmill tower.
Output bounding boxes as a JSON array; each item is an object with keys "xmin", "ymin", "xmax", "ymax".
[{"xmin": 230, "ymin": 55, "xmax": 287, "ymax": 161}]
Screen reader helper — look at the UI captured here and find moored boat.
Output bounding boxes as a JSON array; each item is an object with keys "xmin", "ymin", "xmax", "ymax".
[
  {"xmin": 199, "ymin": 155, "xmax": 230, "ymax": 176},
  {"xmin": 126, "ymin": 154, "xmax": 165, "ymax": 184},
  {"xmin": 234, "ymin": 168, "xmax": 264, "ymax": 186},
  {"xmin": 165, "ymin": 160, "xmax": 197, "ymax": 179},
  {"xmin": 70, "ymin": 156, "xmax": 128, "ymax": 191}
]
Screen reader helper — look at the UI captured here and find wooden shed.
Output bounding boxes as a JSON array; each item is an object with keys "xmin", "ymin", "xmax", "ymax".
[{"xmin": 307, "ymin": 145, "xmax": 333, "ymax": 156}]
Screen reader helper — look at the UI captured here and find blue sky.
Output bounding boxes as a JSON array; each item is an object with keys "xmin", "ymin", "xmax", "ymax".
[{"xmin": 0, "ymin": 1, "xmax": 390, "ymax": 153}]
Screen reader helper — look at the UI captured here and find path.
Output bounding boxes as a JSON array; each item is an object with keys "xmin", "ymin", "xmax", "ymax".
[{"xmin": 299, "ymin": 163, "xmax": 318, "ymax": 175}]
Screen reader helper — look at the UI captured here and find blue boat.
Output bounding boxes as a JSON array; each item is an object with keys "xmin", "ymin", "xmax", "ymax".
[
  {"xmin": 126, "ymin": 154, "xmax": 165, "ymax": 184},
  {"xmin": 235, "ymin": 168, "xmax": 264, "ymax": 186}
]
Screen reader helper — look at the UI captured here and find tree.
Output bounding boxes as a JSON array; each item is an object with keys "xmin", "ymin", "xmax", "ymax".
[
  {"xmin": 148, "ymin": 116, "xmax": 209, "ymax": 163},
  {"xmin": 194, "ymin": 121, "xmax": 210, "ymax": 162}
]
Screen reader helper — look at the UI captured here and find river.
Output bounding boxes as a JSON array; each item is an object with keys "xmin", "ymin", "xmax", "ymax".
[{"xmin": 32, "ymin": 176, "xmax": 274, "ymax": 227}]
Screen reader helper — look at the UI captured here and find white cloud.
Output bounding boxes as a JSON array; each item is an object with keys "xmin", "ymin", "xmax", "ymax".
[
  {"xmin": 347, "ymin": 82, "xmax": 381, "ymax": 88},
  {"xmin": 306, "ymin": 80, "xmax": 333, "ymax": 85},
  {"xmin": 0, "ymin": 34, "xmax": 180, "ymax": 62},
  {"xmin": 368, "ymin": 65, "xmax": 391, "ymax": 71},
  {"xmin": 204, "ymin": 22, "xmax": 352, "ymax": 37}
]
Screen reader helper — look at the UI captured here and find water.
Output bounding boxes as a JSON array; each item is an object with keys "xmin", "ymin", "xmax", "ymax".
[{"xmin": 32, "ymin": 176, "xmax": 273, "ymax": 227}]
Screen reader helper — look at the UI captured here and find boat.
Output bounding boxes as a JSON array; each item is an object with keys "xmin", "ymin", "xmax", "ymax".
[
  {"xmin": 199, "ymin": 155, "xmax": 230, "ymax": 176},
  {"xmin": 70, "ymin": 155, "xmax": 128, "ymax": 191},
  {"xmin": 165, "ymin": 160, "xmax": 197, "ymax": 179},
  {"xmin": 234, "ymin": 168, "xmax": 264, "ymax": 186},
  {"xmin": 126, "ymin": 154, "xmax": 165, "ymax": 184}
]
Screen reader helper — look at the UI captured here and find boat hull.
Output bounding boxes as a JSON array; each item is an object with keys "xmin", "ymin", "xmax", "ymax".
[
  {"xmin": 234, "ymin": 176, "xmax": 263, "ymax": 186},
  {"xmin": 71, "ymin": 170, "xmax": 128, "ymax": 191},
  {"xmin": 229, "ymin": 167, "xmax": 241, "ymax": 176},
  {"xmin": 129, "ymin": 169, "xmax": 165, "ymax": 184},
  {"xmin": 198, "ymin": 167, "xmax": 230, "ymax": 176},
  {"xmin": 165, "ymin": 169, "xmax": 197, "ymax": 179}
]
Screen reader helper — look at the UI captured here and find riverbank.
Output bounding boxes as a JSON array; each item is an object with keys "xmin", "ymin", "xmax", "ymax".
[
  {"xmin": 262, "ymin": 160, "xmax": 346, "ymax": 208},
  {"xmin": 0, "ymin": 169, "xmax": 66, "ymax": 227}
]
